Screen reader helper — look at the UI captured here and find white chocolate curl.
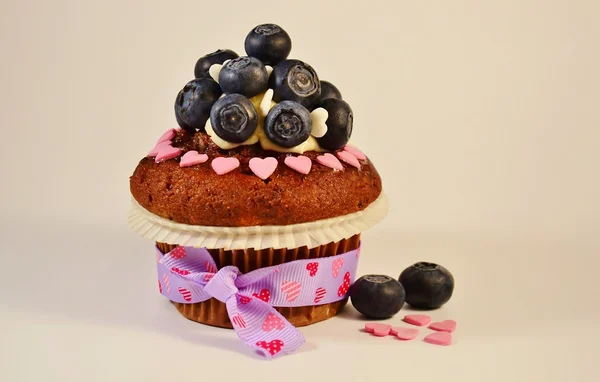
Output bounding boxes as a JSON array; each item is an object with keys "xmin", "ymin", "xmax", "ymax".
[
  {"xmin": 209, "ymin": 64, "xmax": 222, "ymax": 83},
  {"xmin": 259, "ymin": 89, "xmax": 274, "ymax": 117},
  {"xmin": 310, "ymin": 107, "xmax": 329, "ymax": 138}
]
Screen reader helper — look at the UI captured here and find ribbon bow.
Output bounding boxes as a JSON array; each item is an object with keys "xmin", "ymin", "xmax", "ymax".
[{"xmin": 156, "ymin": 245, "xmax": 359, "ymax": 359}]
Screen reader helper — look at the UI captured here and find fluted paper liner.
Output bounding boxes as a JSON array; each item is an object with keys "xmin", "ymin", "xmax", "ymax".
[
  {"xmin": 157, "ymin": 235, "xmax": 360, "ymax": 328},
  {"xmin": 129, "ymin": 192, "xmax": 388, "ymax": 250}
]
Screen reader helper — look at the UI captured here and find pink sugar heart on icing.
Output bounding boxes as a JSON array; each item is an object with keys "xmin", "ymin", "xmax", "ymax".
[
  {"xmin": 154, "ymin": 144, "xmax": 182, "ymax": 163},
  {"xmin": 316, "ymin": 153, "xmax": 344, "ymax": 171},
  {"xmin": 249, "ymin": 157, "xmax": 278, "ymax": 180},
  {"xmin": 148, "ymin": 140, "xmax": 171, "ymax": 157},
  {"xmin": 179, "ymin": 150, "xmax": 208, "ymax": 167},
  {"xmin": 364, "ymin": 323, "xmax": 392, "ymax": 337},
  {"xmin": 390, "ymin": 327, "xmax": 419, "ymax": 340},
  {"xmin": 284, "ymin": 155, "xmax": 312, "ymax": 174},
  {"xmin": 211, "ymin": 157, "xmax": 240, "ymax": 175},
  {"xmin": 156, "ymin": 128, "xmax": 176, "ymax": 144},
  {"xmin": 429, "ymin": 320, "xmax": 457, "ymax": 333},
  {"xmin": 337, "ymin": 150, "xmax": 361, "ymax": 169},
  {"xmin": 424, "ymin": 331, "xmax": 452, "ymax": 346},
  {"xmin": 403, "ymin": 314, "xmax": 432, "ymax": 327},
  {"xmin": 344, "ymin": 144, "xmax": 366, "ymax": 160}
]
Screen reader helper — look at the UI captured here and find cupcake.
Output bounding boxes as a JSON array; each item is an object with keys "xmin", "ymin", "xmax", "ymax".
[{"xmin": 129, "ymin": 23, "xmax": 387, "ymax": 358}]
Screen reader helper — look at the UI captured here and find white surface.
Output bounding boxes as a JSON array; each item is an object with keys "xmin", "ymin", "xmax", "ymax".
[{"xmin": 1, "ymin": 0, "xmax": 600, "ymax": 381}]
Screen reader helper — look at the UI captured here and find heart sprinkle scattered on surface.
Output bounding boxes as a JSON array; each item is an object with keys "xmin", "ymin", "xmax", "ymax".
[
  {"xmin": 403, "ymin": 314, "xmax": 432, "ymax": 327},
  {"xmin": 429, "ymin": 320, "xmax": 457, "ymax": 333},
  {"xmin": 390, "ymin": 327, "xmax": 419, "ymax": 341},
  {"xmin": 365, "ymin": 323, "xmax": 392, "ymax": 337},
  {"xmin": 424, "ymin": 331, "xmax": 452, "ymax": 346}
]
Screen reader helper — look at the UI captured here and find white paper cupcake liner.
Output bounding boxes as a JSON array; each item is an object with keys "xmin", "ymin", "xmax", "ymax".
[{"xmin": 127, "ymin": 192, "xmax": 389, "ymax": 250}]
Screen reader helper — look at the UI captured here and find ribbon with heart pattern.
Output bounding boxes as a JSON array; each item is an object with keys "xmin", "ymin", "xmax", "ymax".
[{"xmin": 156, "ymin": 245, "xmax": 359, "ymax": 359}]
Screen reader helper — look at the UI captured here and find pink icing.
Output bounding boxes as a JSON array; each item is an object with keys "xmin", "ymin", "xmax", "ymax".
[
  {"xmin": 211, "ymin": 157, "xmax": 240, "ymax": 175},
  {"xmin": 284, "ymin": 155, "xmax": 312, "ymax": 175},
  {"xmin": 249, "ymin": 157, "xmax": 278, "ymax": 180},
  {"xmin": 344, "ymin": 144, "xmax": 366, "ymax": 160},
  {"xmin": 316, "ymin": 153, "xmax": 344, "ymax": 171},
  {"xmin": 179, "ymin": 150, "xmax": 208, "ymax": 167},
  {"xmin": 337, "ymin": 151, "xmax": 360, "ymax": 169}
]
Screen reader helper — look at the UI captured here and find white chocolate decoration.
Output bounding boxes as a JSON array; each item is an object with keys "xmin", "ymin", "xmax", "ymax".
[
  {"xmin": 310, "ymin": 107, "xmax": 329, "ymax": 138},
  {"xmin": 205, "ymin": 119, "xmax": 259, "ymax": 149},
  {"xmin": 203, "ymin": 91, "xmax": 326, "ymax": 154},
  {"xmin": 259, "ymin": 89, "xmax": 274, "ymax": 117},
  {"xmin": 265, "ymin": 65, "xmax": 273, "ymax": 78},
  {"xmin": 209, "ymin": 64, "xmax": 222, "ymax": 82},
  {"xmin": 256, "ymin": 126, "xmax": 325, "ymax": 154}
]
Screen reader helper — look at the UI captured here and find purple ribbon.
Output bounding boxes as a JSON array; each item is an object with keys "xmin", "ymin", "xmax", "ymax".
[{"xmin": 156, "ymin": 245, "xmax": 360, "ymax": 359}]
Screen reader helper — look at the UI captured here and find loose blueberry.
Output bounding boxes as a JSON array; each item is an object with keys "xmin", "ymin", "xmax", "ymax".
[
  {"xmin": 209, "ymin": 94, "xmax": 258, "ymax": 143},
  {"xmin": 350, "ymin": 275, "xmax": 406, "ymax": 319},
  {"xmin": 268, "ymin": 59, "xmax": 321, "ymax": 109},
  {"xmin": 194, "ymin": 49, "xmax": 239, "ymax": 78},
  {"xmin": 315, "ymin": 98, "xmax": 353, "ymax": 150},
  {"xmin": 317, "ymin": 81, "xmax": 342, "ymax": 103},
  {"xmin": 244, "ymin": 23, "xmax": 292, "ymax": 66},
  {"xmin": 218, "ymin": 56, "xmax": 268, "ymax": 98},
  {"xmin": 264, "ymin": 101, "xmax": 312, "ymax": 148},
  {"xmin": 399, "ymin": 262, "xmax": 455, "ymax": 310},
  {"xmin": 175, "ymin": 78, "xmax": 222, "ymax": 133}
]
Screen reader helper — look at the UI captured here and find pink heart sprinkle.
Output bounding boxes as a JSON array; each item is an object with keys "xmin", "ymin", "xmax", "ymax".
[
  {"xmin": 211, "ymin": 157, "xmax": 240, "ymax": 175},
  {"xmin": 284, "ymin": 155, "xmax": 312, "ymax": 174},
  {"xmin": 148, "ymin": 140, "xmax": 171, "ymax": 157},
  {"xmin": 390, "ymin": 327, "xmax": 419, "ymax": 340},
  {"xmin": 404, "ymin": 314, "xmax": 432, "ymax": 327},
  {"xmin": 179, "ymin": 150, "xmax": 208, "ymax": 167},
  {"xmin": 429, "ymin": 320, "xmax": 457, "ymax": 333},
  {"xmin": 337, "ymin": 150, "xmax": 360, "ymax": 169},
  {"xmin": 156, "ymin": 128, "xmax": 176, "ymax": 144},
  {"xmin": 344, "ymin": 144, "xmax": 366, "ymax": 160},
  {"xmin": 316, "ymin": 153, "xmax": 344, "ymax": 171},
  {"xmin": 155, "ymin": 144, "xmax": 182, "ymax": 163},
  {"xmin": 249, "ymin": 157, "xmax": 278, "ymax": 180},
  {"xmin": 424, "ymin": 331, "xmax": 452, "ymax": 346},
  {"xmin": 364, "ymin": 323, "xmax": 392, "ymax": 337}
]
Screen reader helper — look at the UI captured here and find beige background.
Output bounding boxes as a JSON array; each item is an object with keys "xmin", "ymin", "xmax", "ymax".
[{"xmin": 1, "ymin": 0, "xmax": 599, "ymax": 381}]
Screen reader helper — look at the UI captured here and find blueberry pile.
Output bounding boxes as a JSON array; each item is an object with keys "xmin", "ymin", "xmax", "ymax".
[
  {"xmin": 174, "ymin": 23, "xmax": 353, "ymax": 151},
  {"xmin": 350, "ymin": 262, "xmax": 455, "ymax": 319}
]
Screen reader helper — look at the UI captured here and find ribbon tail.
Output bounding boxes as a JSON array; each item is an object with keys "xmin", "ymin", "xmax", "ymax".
[{"xmin": 225, "ymin": 294, "xmax": 305, "ymax": 359}]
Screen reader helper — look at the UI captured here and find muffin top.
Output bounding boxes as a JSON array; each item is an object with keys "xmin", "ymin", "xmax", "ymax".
[{"xmin": 130, "ymin": 23, "xmax": 383, "ymax": 227}]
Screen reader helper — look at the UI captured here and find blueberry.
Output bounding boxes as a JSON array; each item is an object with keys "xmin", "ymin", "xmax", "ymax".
[
  {"xmin": 175, "ymin": 78, "xmax": 222, "ymax": 133},
  {"xmin": 350, "ymin": 275, "xmax": 406, "ymax": 319},
  {"xmin": 194, "ymin": 49, "xmax": 239, "ymax": 78},
  {"xmin": 399, "ymin": 262, "xmax": 455, "ymax": 310},
  {"xmin": 264, "ymin": 101, "xmax": 312, "ymax": 148},
  {"xmin": 244, "ymin": 23, "xmax": 292, "ymax": 66},
  {"xmin": 318, "ymin": 81, "xmax": 342, "ymax": 103},
  {"xmin": 268, "ymin": 59, "xmax": 321, "ymax": 109},
  {"xmin": 218, "ymin": 56, "xmax": 268, "ymax": 98},
  {"xmin": 315, "ymin": 98, "xmax": 353, "ymax": 150},
  {"xmin": 209, "ymin": 94, "xmax": 258, "ymax": 143}
]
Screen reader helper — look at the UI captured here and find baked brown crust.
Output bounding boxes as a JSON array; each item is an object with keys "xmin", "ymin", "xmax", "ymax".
[{"xmin": 130, "ymin": 131, "xmax": 382, "ymax": 227}]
